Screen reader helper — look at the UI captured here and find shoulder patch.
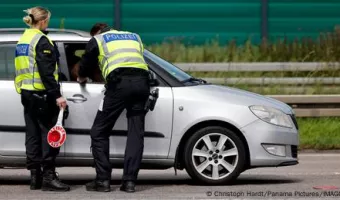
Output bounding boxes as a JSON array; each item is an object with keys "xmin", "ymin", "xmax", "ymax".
[{"xmin": 15, "ymin": 44, "xmax": 29, "ymax": 57}]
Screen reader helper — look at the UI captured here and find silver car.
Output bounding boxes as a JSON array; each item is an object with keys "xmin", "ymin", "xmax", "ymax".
[{"xmin": 0, "ymin": 28, "xmax": 299, "ymax": 185}]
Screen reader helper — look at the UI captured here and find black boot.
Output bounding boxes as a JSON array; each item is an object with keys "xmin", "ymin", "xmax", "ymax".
[
  {"xmin": 30, "ymin": 169, "xmax": 42, "ymax": 190},
  {"xmin": 85, "ymin": 179, "xmax": 111, "ymax": 192},
  {"xmin": 41, "ymin": 170, "xmax": 70, "ymax": 192},
  {"xmin": 120, "ymin": 181, "xmax": 135, "ymax": 193}
]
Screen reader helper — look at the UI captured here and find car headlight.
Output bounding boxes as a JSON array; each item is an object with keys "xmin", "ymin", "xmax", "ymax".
[{"xmin": 249, "ymin": 105, "xmax": 293, "ymax": 128}]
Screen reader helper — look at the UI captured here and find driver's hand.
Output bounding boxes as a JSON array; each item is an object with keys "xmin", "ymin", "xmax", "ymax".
[{"xmin": 77, "ymin": 77, "xmax": 87, "ymax": 84}]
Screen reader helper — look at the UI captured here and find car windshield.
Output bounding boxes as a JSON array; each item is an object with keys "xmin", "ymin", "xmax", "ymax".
[{"xmin": 144, "ymin": 50, "xmax": 192, "ymax": 82}]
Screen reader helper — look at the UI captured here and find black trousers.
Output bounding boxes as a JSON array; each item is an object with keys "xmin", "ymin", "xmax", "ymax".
[
  {"xmin": 90, "ymin": 70, "xmax": 150, "ymax": 181},
  {"xmin": 21, "ymin": 90, "xmax": 60, "ymax": 172}
]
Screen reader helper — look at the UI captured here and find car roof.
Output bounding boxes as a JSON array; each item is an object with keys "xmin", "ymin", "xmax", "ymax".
[{"xmin": 0, "ymin": 28, "xmax": 92, "ymax": 42}]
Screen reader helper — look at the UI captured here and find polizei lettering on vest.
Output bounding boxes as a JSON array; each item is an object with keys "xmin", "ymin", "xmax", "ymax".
[{"xmin": 103, "ymin": 33, "xmax": 138, "ymax": 43}]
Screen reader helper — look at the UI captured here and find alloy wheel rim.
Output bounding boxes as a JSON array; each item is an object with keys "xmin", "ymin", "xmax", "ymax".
[{"xmin": 191, "ymin": 133, "xmax": 239, "ymax": 180}]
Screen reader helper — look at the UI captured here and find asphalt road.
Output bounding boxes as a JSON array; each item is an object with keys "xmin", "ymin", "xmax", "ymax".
[{"xmin": 0, "ymin": 153, "xmax": 340, "ymax": 200}]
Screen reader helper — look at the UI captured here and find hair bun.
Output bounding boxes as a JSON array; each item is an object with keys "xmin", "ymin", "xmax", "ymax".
[
  {"xmin": 22, "ymin": 7, "xmax": 50, "ymax": 27},
  {"xmin": 23, "ymin": 15, "xmax": 32, "ymax": 26}
]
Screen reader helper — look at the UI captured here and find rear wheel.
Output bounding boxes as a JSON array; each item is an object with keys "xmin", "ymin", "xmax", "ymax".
[{"xmin": 184, "ymin": 126, "xmax": 246, "ymax": 185}]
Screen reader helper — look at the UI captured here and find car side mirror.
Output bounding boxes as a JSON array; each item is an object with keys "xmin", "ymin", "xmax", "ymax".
[{"xmin": 149, "ymin": 71, "xmax": 159, "ymax": 86}]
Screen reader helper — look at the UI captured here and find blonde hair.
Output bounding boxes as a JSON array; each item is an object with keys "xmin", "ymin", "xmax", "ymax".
[{"xmin": 23, "ymin": 6, "xmax": 51, "ymax": 27}]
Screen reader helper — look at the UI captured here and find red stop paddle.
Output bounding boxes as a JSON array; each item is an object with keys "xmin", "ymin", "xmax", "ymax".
[{"xmin": 47, "ymin": 108, "xmax": 67, "ymax": 148}]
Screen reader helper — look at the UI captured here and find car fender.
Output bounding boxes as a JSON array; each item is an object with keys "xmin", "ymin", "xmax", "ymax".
[{"xmin": 168, "ymin": 103, "xmax": 256, "ymax": 159}]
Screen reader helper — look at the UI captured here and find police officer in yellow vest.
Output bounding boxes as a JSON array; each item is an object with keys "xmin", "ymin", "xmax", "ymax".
[
  {"xmin": 15, "ymin": 6, "xmax": 70, "ymax": 191},
  {"xmin": 77, "ymin": 23, "xmax": 150, "ymax": 193}
]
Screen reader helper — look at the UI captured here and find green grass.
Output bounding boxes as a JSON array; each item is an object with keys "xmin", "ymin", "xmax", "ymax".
[
  {"xmin": 298, "ymin": 117, "xmax": 340, "ymax": 150},
  {"xmin": 147, "ymin": 27, "xmax": 340, "ymax": 63},
  {"xmin": 146, "ymin": 28, "xmax": 340, "ymax": 95}
]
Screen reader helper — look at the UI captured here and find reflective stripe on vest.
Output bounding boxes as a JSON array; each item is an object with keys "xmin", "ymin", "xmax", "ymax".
[
  {"xmin": 94, "ymin": 30, "xmax": 148, "ymax": 80},
  {"xmin": 16, "ymin": 67, "xmax": 58, "ymax": 76},
  {"xmin": 14, "ymin": 29, "xmax": 58, "ymax": 93},
  {"xmin": 19, "ymin": 78, "xmax": 43, "ymax": 85}
]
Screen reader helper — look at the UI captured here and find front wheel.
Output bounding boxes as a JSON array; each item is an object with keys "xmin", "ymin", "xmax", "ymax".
[{"xmin": 184, "ymin": 126, "xmax": 246, "ymax": 185}]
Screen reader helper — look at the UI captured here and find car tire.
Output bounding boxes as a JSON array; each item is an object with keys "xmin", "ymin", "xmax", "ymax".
[{"xmin": 184, "ymin": 126, "xmax": 246, "ymax": 185}]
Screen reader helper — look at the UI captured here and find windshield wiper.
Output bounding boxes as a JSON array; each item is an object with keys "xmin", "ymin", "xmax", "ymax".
[{"xmin": 182, "ymin": 77, "xmax": 207, "ymax": 84}]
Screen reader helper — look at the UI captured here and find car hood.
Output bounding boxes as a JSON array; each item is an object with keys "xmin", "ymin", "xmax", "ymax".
[{"xmin": 192, "ymin": 84, "xmax": 293, "ymax": 114}]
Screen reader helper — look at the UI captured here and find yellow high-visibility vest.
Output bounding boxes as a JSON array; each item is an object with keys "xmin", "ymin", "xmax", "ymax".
[
  {"xmin": 14, "ymin": 29, "xmax": 58, "ymax": 94},
  {"xmin": 94, "ymin": 29, "xmax": 148, "ymax": 80}
]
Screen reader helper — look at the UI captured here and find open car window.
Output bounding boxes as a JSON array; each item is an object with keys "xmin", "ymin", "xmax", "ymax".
[{"xmin": 63, "ymin": 42, "xmax": 104, "ymax": 83}]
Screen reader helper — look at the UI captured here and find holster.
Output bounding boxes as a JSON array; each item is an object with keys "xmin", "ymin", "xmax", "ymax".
[
  {"xmin": 31, "ymin": 93, "xmax": 48, "ymax": 116},
  {"xmin": 145, "ymin": 88, "xmax": 159, "ymax": 112}
]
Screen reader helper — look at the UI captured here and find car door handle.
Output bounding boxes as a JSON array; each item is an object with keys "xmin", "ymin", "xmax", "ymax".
[{"xmin": 66, "ymin": 94, "xmax": 87, "ymax": 103}]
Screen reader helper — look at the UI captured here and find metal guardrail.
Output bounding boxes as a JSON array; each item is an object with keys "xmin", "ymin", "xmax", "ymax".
[
  {"xmin": 268, "ymin": 95, "xmax": 340, "ymax": 117},
  {"xmin": 239, "ymin": 86, "xmax": 340, "ymax": 94},
  {"xmin": 175, "ymin": 62, "xmax": 340, "ymax": 72},
  {"xmin": 173, "ymin": 63, "xmax": 340, "ymax": 85},
  {"xmin": 202, "ymin": 77, "xmax": 340, "ymax": 85}
]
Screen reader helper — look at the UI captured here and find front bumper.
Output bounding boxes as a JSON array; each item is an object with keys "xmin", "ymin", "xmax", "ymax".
[{"xmin": 241, "ymin": 118, "xmax": 299, "ymax": 167}]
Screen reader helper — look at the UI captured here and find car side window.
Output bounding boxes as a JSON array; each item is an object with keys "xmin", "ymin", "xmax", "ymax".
[
  {"xmin": 63, "ymin": 42, "xmax": 104, "ymax": 83},
  {"xmin": 0, "ymin": 43, "xmax": 16, "ymax": 80}
]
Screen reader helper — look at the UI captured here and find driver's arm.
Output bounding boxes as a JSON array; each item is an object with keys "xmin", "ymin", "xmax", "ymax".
[{"xmin": 78, "ymin": 37, "xmax": 99, "ymax": 79}]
